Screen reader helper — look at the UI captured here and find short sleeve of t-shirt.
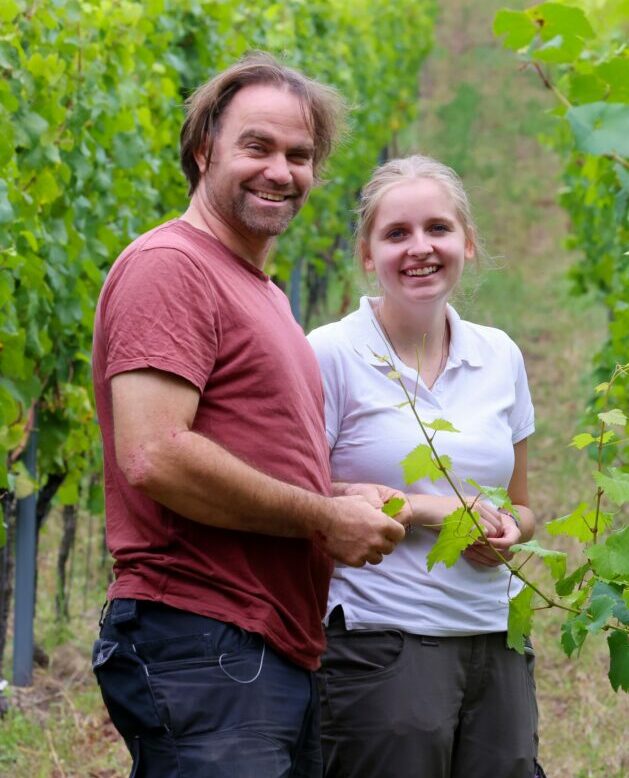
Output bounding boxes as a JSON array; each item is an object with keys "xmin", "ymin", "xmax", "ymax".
[
  {"xmin": 507, "ymin": 339, "xmax": 535, "ymax": 444},
  {"xmin": 307, "ymin": 325, "xmax": 345, "ymax": 448},
  {"xmin": 102, "ymin": 247, "xmax": 218, "ymax": 392}
]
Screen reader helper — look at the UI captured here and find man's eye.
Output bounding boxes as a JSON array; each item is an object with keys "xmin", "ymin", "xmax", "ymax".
[{"xmin": 247, "ymin": 144, "xmax": 265, "ymax": 153}]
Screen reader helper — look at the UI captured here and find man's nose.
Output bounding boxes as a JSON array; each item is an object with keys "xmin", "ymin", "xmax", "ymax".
[{"xmin": 263, "ymin": 154, "xmax": 292, "ymax": 186}]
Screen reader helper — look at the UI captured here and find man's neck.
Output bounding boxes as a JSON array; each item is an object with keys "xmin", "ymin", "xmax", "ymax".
[{"xmin": 181, "ymin": 199, "xmax": 272, "ymax": 270}]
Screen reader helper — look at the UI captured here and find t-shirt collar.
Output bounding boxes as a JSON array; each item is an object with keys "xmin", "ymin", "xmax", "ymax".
[{"xmin": 351, "ymin": 296, "xmax": 483, "ymax": 369}]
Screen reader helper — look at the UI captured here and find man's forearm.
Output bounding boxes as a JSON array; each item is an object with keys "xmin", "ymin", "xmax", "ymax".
[{"xmin": 126, "ymin": 428, "xmax": 330, "ymax": 537}]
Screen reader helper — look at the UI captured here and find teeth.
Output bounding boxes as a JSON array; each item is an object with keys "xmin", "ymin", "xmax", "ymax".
[
  {"xmin": 254, "ymin": 191, "xmax": 286, "ymax": 202},
  {"xmin": 405, "ymin": 266, "xmax": 439, "ymax": 277}
]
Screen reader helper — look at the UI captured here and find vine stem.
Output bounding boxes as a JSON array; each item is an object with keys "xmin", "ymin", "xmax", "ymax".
[{"xmin": 391, "ymin": 366, "xmax": 580, "ymax": 614}]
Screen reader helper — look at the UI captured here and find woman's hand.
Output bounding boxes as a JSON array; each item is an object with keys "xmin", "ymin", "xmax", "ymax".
[{"xmin": 463, "ymin": 509, "xmax": 522, "ymax": 567}]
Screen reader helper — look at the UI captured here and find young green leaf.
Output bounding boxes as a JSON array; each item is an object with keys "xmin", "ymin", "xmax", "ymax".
[
  {"xmin": 598, "ymin": 408, "xmax": 627, "ymax": 427},
  {"xmin": 561, "ymin": 615, "xmax": 588, "ymax": 657},
  {"xmin": 569, "ymin": 432, "xmax": 596, "ymax": 450},
  {"xmin": 594, "ymin": 468, "xmax": 629, "ymax": 506},
  {"xmin": 585, "ymin": 594, "xmax": 616, "ymax": 635},
  {"xmin": 422, "ymin": 418, "xmax": 460, "ymax": 433},
  {"xmin": 587, "ymin": 526, "xmax": 629, "ymax": 584},
  {"xmin": 401, "ymin": 444, "xmax": 445, "ymax": 485},
  {"xmin": 607, "ymin": 630, "xmax": 629, "ymax": 692},
  {"xmin": 493, "ymin": 9, "xmax": 537, "ymax": 50},
  {"xmin": 567, "ymin": 102, "xmax": 629, "ymax": 157},
  {"xmin": 546, "ymin": 502, "xmax": 612, "ymax": 542},
  {"xmin": 426, "ymin": 507, "xmax": 480, "ymax": 570},
  {"xmin": 382, "ymin": 496, "xmax": 406, "ymax": 518},
  {"xmin": 466, "ymin": 479, "xmax": 515, "ymax": 513},
  {"xmin": 555, "ymin": 562, "xmax": 591, "ymax": 596},
  {"xmin": 507, "ymin": 585, "xmax": 534, "ymax": 654},
  {"xmin": 510, "ymin": 540, "xmax": 567, "ymax": 581}
]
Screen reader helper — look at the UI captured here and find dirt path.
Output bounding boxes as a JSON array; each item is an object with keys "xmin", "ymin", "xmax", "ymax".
[{"xmin": 412, "ymin": 1, "xmax": 628, "ymax": 775}]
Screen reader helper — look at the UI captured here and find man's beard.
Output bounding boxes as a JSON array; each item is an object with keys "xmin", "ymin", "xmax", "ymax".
[{"xmin": 230, "ymin": 190, "xmax": 300, "ymax": 236}]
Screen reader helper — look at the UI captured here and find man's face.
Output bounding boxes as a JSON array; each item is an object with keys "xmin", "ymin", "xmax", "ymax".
[{"xmin": 198, "ymin": 84, "xmax": 316, "ymax": 241}]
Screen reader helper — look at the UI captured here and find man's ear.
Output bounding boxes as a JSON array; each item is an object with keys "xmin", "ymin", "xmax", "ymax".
[{"xmin": 193, "ymin": 141, "xmax": 210, "ymax": 174}]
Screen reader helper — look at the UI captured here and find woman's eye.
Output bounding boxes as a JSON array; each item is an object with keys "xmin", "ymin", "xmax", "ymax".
[
  {"xmin": 430, "ymin": 224, "xmax": 449, "ymax": 233},
  {"xmin": 386, "ymin": 229, "xmax": 406, "ymax": 240}
]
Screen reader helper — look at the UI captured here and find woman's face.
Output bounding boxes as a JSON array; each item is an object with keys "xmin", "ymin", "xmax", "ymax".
[{"xmin": 362, "ymin": 178, "xmax": 474, "ymax": 307}]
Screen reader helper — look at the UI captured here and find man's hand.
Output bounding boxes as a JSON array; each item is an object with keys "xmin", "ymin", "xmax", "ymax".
[
  {"xmin": 336, "ymin": 482, "xmax": 412, "ymax": 529},
  {"xmin": 317, "ymin": 494, "xmax": 406, "ymax": 567}
]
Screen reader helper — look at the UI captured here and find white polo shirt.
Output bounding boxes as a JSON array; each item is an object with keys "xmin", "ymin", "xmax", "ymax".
[{"xmin": 308, "ymin": 296, "xmax": 535, "ymax": 635}]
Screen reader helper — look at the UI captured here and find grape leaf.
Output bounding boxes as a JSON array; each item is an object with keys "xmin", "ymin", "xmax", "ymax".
[
  {"xmin": 493, "ymin": 9, "xmax": 537, "ymax": 50},
  {"xmin": 598, "ymin": 409, "xmax": 627, "ymax": 427},
  {"xmin": 510, "ymin": 539, "xmax": 567, "ymax": 581},
  {"xmin": 607, "ymin": 630, "xmax": 629, "ymax": 692},
  {"xmin": 594, "ymin": 468, "xmax": 629, "ymax": 506},
  {"xmin": 561, "ymin": 615, "xmax": 588, "ymax": 657},
  {"xmin": 422, "ymin": 418, "xmax": 460, "ymax": 433},
  {"xmin": 587, "ymin": 527, "xmax": 629, "ymax": 584},
  {"xmin": 508, "ymin": 585, "xmax": 534, "ymax": 654},
  {"xmin": 382, "ymin": 497, "xmax": 406, "ymax": 518},
  {"xmin": 426, "ymin": 507, "xmax": 480, "ymax": 570},
  {"xmin": 567, "ymin": 102, "xmax": 629, "ymax": 157},
  {"xmin": 555, "ymin": 562, "xmax": 591, "ymax": 596},
  {"xmin": 401, "ymin": 444, "xmax": 445, "ymax": 485},
  {"xmin": 546, "ymin": 502, "xmax": 612, "ymax": 542},
  {"xmin": 570, "ymin": 432, "xmax": 596, "ymax": 449}
]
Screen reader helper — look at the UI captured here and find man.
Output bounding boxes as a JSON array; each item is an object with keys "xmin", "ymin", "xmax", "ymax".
[{"xmin": 91, "ymin": 52, "xmax": 406, "ymax": 777}]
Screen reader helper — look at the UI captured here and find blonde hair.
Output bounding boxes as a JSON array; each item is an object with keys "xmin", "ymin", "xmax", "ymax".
[
  {"xmin": 180, "ymin": 51, "xmax": 346, "ymax": 194},
  {"xmin": 355, "ymin": 154, "xmax": 479, "ymax": 259}
]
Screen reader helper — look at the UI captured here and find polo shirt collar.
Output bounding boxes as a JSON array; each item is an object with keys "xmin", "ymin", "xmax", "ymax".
[{"xmin": 350, "ymin": 296, "xmax": 483, "ymax": 369}]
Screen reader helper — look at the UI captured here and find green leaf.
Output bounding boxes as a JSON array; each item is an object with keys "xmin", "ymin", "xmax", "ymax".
[
  {"xmin": 595, "ymin": 382, "xmax": 610, "ymax": 394},
  {"xmin": 585, "ymin": 594, "xmax": 615, "ymax": 634},
  {"xmin": 0, "ymin": 179, "xmax": 14, "ymax": 224},
  {"xmin": 546, "ymin": 502, "xmax": 612, "ymax": 542},
  {"xmin": 11, "ymin": 461, "xmax": 37, "ymax": 500},
  {"xmin": 466, "ymin": 479, "xmax": 514, "ymax": 512},
  {"xmin": 507, "ymin": 585, "xmax": 534, "ymax": 654},
  {"xmin": 555, "ymin": 562, "xmax": 591, "ymax": 596},
  {"xmin": 607, "ymin": 630, "xmax": 629, "ymax": 692},
  {"xmin": 561, "ymin": 614, "xmax": 588, "ymax": 657},
  {"xmin": 0, "ymin": 0, "xmax": 20, "ymax": 23},
  {"xmin": 587, "ymin": 526, "xmax": 629, "ymax": 584},
  {"xmin": 591, "ymin": 581, "xmax": 629, "ymax": 626},
  {"xmin": 594, "ymin": 468, "xmax": 629, "ymax": 506},
  {"xmin": 493, "ymin": 9, "xmax": 537, "ymax": 50},
  {"xmin": 426, "ymin": 507, "xmax": 480, "ymax": 570},
  {"xmin": 570, "ymin": 432, "xmax": 596, "ymax": 449},
  {"xmin": 529, "ymin": 2, "xmax": 594, "ymax": 40},
  {"xmin": 401, "ymin": 444, "xmax": 444, "ymax": 484},
  {"xmin": 598, "ymin": 409, "xmax": 627, "ymax": 427},
  {"xmin": 422, "ymin": 418, "xmax": 460, "ymax": 433},
  {"xmin": 382, "ymin": 496, "xmax": 406, "ymax": 518},
  {"xmin": 567, "ymin": 103, "xmax": 629, "ymax": 157},
  {"xmin": 511, "ymin": 539, "xmax": 567, "ymax": 580}
]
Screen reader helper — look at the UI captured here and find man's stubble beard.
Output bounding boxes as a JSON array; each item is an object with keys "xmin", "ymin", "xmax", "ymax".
[{"xmin": 232, "ymin": 191, "xmax": 300, "ymax": 236}]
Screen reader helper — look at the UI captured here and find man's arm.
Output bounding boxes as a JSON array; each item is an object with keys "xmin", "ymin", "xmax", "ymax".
[{"xmin": 112, "ymin": 369, "xmax": 405, "ymax": 567}]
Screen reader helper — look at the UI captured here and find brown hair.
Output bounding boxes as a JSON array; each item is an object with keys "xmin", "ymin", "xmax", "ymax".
[
  {"xmin": 180, "ymin": 51, "xmax": 346, "ymax": 194},
  {"xmin": 355, "ymin": 154, "xmax": 479, "ymax": 260}
]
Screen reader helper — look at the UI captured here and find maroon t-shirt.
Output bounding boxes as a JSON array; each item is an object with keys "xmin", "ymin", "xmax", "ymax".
[{"xmin": 92, "ymin": 219, "xmax": 333, "ymax": 670}]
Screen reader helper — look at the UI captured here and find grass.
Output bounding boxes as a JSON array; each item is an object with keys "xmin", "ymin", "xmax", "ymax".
[{"xmin": 1, "ymin": 1, "xmax": 628, "ymax": 775}]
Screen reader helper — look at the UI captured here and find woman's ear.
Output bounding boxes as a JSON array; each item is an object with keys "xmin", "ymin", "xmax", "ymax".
[
  {"xmin": 464, "ymin": 233, "xmax": 476, "ymax": 262},
  {"xmin": 361, "ymin": 240, "xmax": 375, "ymax": 272}
]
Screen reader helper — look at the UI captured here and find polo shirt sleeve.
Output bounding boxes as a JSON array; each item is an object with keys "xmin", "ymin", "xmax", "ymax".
[
  {"xmin": 508, "ymin": 340, "xmax": 535, "ymax": 444},
  {"xmin": 307, "ymin": 324, "xmax": 346, "ymax": 449},
  {"xmin": 102, "ymin": 247, "xmax": 218, "ymax": 393}
]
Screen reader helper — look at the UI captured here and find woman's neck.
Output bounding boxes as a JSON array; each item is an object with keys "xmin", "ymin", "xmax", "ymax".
[{"xmin": 373, "ymin": 296, "xmax": 450, "ymax": 387}]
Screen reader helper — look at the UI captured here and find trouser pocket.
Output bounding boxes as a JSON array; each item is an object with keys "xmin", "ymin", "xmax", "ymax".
[{"xmin": 92, "ymin": 638, "xmax": 165, "ymax": 738}]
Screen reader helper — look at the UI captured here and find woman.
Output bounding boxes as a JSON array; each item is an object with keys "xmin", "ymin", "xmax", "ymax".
[{"xmin": 308, "ymin": 155, "xmax": 540, "ymax": 778}]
